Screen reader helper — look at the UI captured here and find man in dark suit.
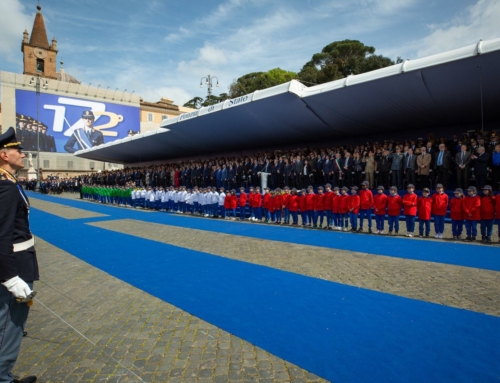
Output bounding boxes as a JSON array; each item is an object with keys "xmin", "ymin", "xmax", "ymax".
[
  {"xmin": 342, "ymin": 152, "xmax": 354, "ymax": 188},
  {"xmin": 332, "ymin": 153, "xmax": 343, "ymax": 188},
  {"xmin": 472, "ymin": 146, "xmax": 490, "ymax": 190},
  {"xmin": 455, "ymin": 144, "xmax": 471, "ymax": 189},
  {"xmin": 433, "ymin": 144, "xmax": 452, "ymax": 189},
  {"xmin": 0, "ymin": 127, "xmax": 39, "ymax": 383},
  {"xmin": 322, "ymin": 155, "xmax": 333, "ymax": 185},
  {"xmin": 404, "ymin": 148, "xmax": 417, "ymax": 187},
  {"xmin": 64, "ymin": 110, "xmax": 104, "ymax": 153},
  {"xmin": 293, "ymin": 156, "xmax": 303, "ymax": 189}
]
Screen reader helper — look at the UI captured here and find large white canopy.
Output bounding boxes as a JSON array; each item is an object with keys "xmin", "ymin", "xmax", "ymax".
[{"xmin": 76, "ymin": 38, "xmax": 500, "ymax": 164}]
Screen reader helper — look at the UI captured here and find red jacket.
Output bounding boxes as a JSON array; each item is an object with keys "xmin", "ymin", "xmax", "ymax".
[
  {"xmin": 230, "ymin": 195, "xmax": 237, "ymax": 209},
  {"xmin": 299, "ymin": 195, "xmax": 307, "ymax": 212},
  {"xmin": 268, "ymin": 197, "xmax": 276, "ymax": 213},
  {"xmin": 359, "ymin": 189, "xmax": 373, "ymax": 210},
  {"xmin": 463, "ymin": 195, "xmax": 481, "ymax": 220},
  {"xmin": 387, "ymin": 194, "xmax": 403, "ymax": 216},
  {"xmin": 314, "ymin": 193, "xmax": 326, "ymax": 211},
  {"xmin": 305, "ymin": 193, "xmax": 315, "ymax": 210},
  {"xmin": 497, "ymin": 193, "xmax": 500, "ymax": 218},
  {"xmin": 339, "ymin": 194, "xmax": 349, "ymax": 214},
  {"xmin": 373, "ymin": 193, "xmax": 387, "ymax": 216},
  {"xmin": 417, "ymin": 196, "xmax": 432, "ymax": 220},
  {"xmin": 480, "ymin": 195, "xmax": 495, "ymax": 220},
  {"xmin": 347, "ymin": 194, "xmax": 361, "ymax": 214},
  {"xmin": 331, "ymin": 193, "xmax": 341, "ymax": 213},
  {"xmin": 431, "ymin": 193, "xmax": 448, "ymax": 216},
  {"xmin": 223, "ymin": 194, "xmax": 232, "ymax": 209},
  {"xmin": 248, "ymin": 192, "xmax": 255, "ymax": 207},
  {"xmin": 273, "ymin": 194, "xmax": 283, "ymax": 210},
  {"xmin": 263, "ymin": 193, "xmax": 272, "ymax": 209},
  {"xmin": 289, "ymin": 194, "xmax": 299, "ymax": 212},
  {"xmin": 449, "ymin": 197, "xmax": 464, "ymax": 220},
  {"xmin": 282, "ymin": 193, "xmax": 290, "ymax": 208},
  {"xmin": 324, "ymin": 191, "xmax": 333, "ymax": 210},
  {"xmin": 239, "ymin": 192, "xmax": 247, "ymax": 207},
  {"xmin": 403, "ymin": 193, "xmax": 418, "ymax": 216},
  {"xmin": 253, "ymin": 192, "xmax": 262, "ymax": 208}
]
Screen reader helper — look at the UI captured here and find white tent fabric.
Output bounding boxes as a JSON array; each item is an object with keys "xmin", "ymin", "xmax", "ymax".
[{"xmin": 76, "ymin": 38, "xmax": 500, "ymax": 164}]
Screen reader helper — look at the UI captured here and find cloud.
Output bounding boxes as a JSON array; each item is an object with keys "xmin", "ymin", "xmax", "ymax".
[
  {"xmin": 0, "ymin": 0, "xmax": 33, "ymax": 63},
  {"xmin": 165, "ymin": 27, "xmax": 191, "ymax": 43},
  {"xmin": 416, "ymin": 0, "xmax": 500, "ymax": 57}
]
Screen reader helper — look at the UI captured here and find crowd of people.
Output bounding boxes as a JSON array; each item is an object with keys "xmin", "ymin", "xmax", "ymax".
[{"xmin": 62, "ymin": 130, "xmax": 500, "ymax": 193}]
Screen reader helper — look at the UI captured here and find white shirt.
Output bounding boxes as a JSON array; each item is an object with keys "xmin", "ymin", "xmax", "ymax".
[{"xmin": 218, "ymin": 192, "xmax": 226, "ymax": 205}]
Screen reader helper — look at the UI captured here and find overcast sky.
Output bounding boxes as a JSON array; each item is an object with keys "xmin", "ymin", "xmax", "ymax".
[{"xmin": 0, "ymin": 0, "xmax": 498, "ymax": 105}]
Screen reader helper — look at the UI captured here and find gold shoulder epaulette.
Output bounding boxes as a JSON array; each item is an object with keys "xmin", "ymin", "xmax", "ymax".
[{"xmin": 0, "ymin": 168, "xmax": 17, "ymax": 183}]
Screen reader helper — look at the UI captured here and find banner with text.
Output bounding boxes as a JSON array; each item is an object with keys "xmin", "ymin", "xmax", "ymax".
[{"xmin": 15, "ymin": 89, "xmax": 140, "ymax": 153}]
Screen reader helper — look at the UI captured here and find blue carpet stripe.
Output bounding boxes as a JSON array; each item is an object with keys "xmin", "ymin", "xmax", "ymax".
[
  {"xmin": 29, "ymin": 207, "xmax": 500, "ymax": 383},
  {"xmin": 28, "ymin": 192, "xmax": 500, "ymax": 272}
]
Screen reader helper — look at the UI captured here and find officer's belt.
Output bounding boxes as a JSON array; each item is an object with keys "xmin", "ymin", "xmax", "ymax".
[{"xmin": 13, "ymin": 237, "xmax": 35, "ymax": 252}]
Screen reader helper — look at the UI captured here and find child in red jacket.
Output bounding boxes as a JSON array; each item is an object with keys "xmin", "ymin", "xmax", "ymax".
[
  {"xmin": 268, "ymin": 190, "xmax": 276, "ymax": 223},
  {"xmin": 248, "ymin": 187, "xmax": 256, "ymax": 221},
  {"xmin": 480, "ymin": 185, "xmax": 495, "ymax": 243},
  {"xmin": 373, "ymin": 185, "xmax": 387, "ymax": 234},
  {"xmin": 228, "ymin": 189, "xmax": 238, "ymax": 220},
  {"xmin": 273, "ymin": 189, "xmax": 283, "ymax": 224},
  {"xmin": 313, "ymin": 186, "xmax": 326, "ymax": 228},
  {"xmin": 387, "ymin": 186, "xmax": 403, "ymax": 235},
  {"xmin": 299, "ymin": 189, "xmax": 308, "ymax": 226},
  {"xmin": 463, "ymin": 186, "xmax": 481, "ymax": 241},
  {"xmin": 289, "ymin": 188, "xmax": 299, "ymax": 225},
  {"xmin": 417, "ymin": 187, "xmax": 432, "ymax": 237},
  {"xmin": 331, "ymin": 187, "xmax": 342, "ymax": 230},
  {"xmin": 238, "ymin": 187, "xmax": 247, "ymax": 221},
  {"xmin": 339, "ymin": 186, "xmax": 350, "ymax": 231},
  {"xmin": 431, "ymin": 184, "xmax": 449, "ymax": 239},
  {"xmin": 403, "ymin": 184, "xmax": 418, "ymax": 237},
  {"xmin": 262, "ymin": 187, "xmax": 272, "ymax": 223},
  {"xmin": 282, "ymin": 187, "xmax": 291, "ymax": 225},
  {"xmin": 253, "ymin": 187, "xmax": 263, "ymax": 222},
  {"xmin": 348, "ymin": 186, "xmax": 361, "ymax": 232},
  {"xmin": 358, "ymin": 181, "xmax": 374, "ymax": 233},
  {"xmin": 450, "ymin": 188, "xmax": 464, "ymax": 239},
  {"xmin": 305, "ymin": 186, "xmax": 316, "ymax": 227},
  {"xmin": 324, "ymin": 184, "xmax": 333, "ymax": 229}
]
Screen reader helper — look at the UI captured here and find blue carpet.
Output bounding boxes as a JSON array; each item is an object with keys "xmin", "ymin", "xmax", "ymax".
[
  {"xmin": 29, "ymin": 206, "xmax": 500, "ymax": 383},
  {"xmin": 28, "ymin": 192, "xmax": 500, "ymax": 272}
]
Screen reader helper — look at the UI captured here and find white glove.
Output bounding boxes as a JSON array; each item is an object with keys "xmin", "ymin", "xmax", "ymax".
[{"xmin": 2, "ymin": 276, "xmax": 32, "ymax": 299}]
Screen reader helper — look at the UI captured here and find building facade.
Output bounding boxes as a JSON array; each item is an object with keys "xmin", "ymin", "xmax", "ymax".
[{"xmin": 0, "ymin": 4, "xmax": 193, "ymax": 178}]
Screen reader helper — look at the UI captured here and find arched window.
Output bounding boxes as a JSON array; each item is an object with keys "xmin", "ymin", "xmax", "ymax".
[{"xmin": 36, "ymin": 58, "xmax": 44, "ymax": 72}]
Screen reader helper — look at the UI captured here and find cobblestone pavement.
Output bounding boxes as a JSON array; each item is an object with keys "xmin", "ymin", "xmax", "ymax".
[
  {"xmin": 89, "ymin": 219, "xmax": 500, "ymax": 317},
  {"xmin": 17, "ymin": 238, "xmax": 327, "ymax": 383},
  {"xmin": 29, "ymin": 198, "xmax": 107, "ymax": 219}
]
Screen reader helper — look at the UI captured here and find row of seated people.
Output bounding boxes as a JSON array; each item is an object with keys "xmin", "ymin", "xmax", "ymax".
[
  {"xmin": 81, "ymin": 182, "xmax": 500, "ymax": 243},
  {"xmin": 74, "ymin": 131, "xmax": 500, "ymax": 193}
]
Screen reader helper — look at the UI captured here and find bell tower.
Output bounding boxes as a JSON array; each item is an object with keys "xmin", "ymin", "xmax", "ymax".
[{"xmin": 21, "ymin": 4, "xmax": 58, "ymax": 79}]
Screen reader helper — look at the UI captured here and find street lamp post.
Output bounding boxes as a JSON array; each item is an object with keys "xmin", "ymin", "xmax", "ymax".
[
  {"xmin": 29, "ymin": 75, "xmax": 48, "ymax": 192},
  {"xmin": 199, "ymin": 74, "xmax": 219, "ymax": 98}
]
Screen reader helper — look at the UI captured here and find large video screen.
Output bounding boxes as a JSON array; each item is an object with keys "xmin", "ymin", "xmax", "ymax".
[{"xmin": 15, "ymin": 89, "xmax": 139, "ymax": 153}]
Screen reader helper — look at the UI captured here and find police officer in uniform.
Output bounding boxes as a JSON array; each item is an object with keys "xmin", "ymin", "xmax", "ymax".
[
  {"xmin": 0, "ymin": 127, "xmax": 39, "ymax": 383},
  {"xmin": 64, "ymin": 110, "xmax": 104, "ymax": 153}
]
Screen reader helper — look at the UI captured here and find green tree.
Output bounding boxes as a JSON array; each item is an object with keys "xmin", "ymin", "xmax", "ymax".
[
  {"xmin": 183, "ymin": 96, "xmax": 204, "ymax": 109},
  {"xmin": 298, "ymin": 39, "xmax": 394, "ymax": 85},
  {"xmin": 228, "ymin": 68, "xmax": 297, "ymax": 98}
]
